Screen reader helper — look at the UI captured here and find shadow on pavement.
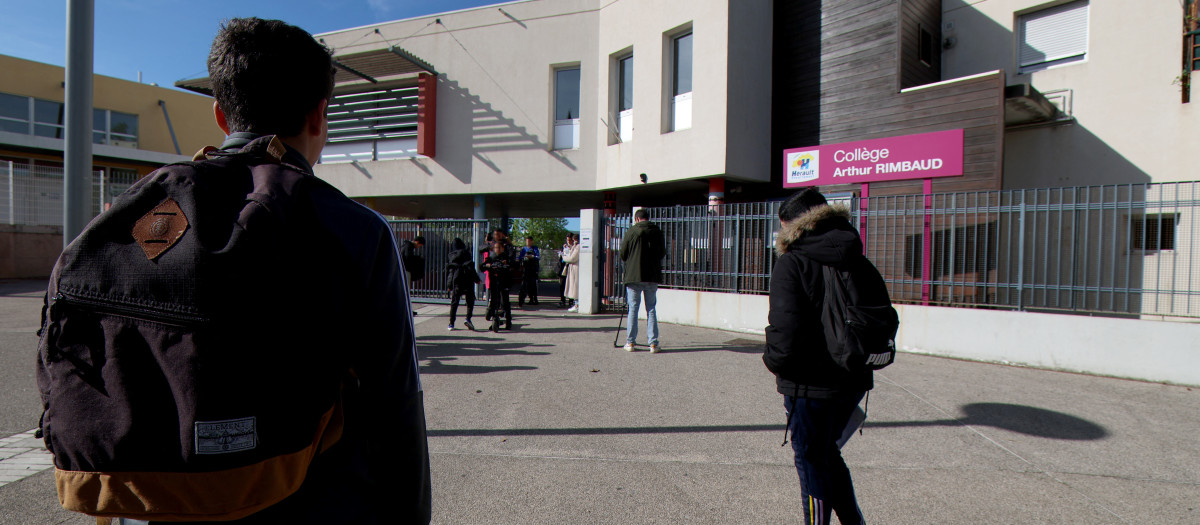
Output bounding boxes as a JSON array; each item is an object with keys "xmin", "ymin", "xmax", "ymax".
[
  {"xmin": 428, "ymin": 423, "xmax": 781, "ymax": 437},
  {"xmin": 0, "ymin": 280, "xmax": 47, "ymax": 296},
  {"xmin": 426, "ymin": 404, "xmax": 1107, "ymax": 440},
  {"xmin": 865, "ymin": 402, "xmax": 1108, "ymax": 441},
  {"xmin": 417, "ymin": 337, "xmax": 549, "ymax": 375},
  {"xmin": 420, "ymin": 359, "xmax": 539, "ymax": 375},
  {"xmin": 650, "ymin": 338, "xmax": 764, "ymax": 354}
]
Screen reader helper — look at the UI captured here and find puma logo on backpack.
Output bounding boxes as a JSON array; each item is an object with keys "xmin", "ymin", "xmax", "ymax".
[{"xmin": 821, "ymin": 263, "xmax": 900, "ymax": 373}]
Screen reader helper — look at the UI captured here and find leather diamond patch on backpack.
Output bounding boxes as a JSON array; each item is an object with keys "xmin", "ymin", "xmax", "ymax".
[{"xmin": 133, "ymin": 198, "xmax": 189, "ymax": 260}]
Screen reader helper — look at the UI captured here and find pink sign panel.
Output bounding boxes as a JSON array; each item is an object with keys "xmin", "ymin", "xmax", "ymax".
[{"xmin": 782, "ymin": 129, "xmax": 964, "ymax": 187}]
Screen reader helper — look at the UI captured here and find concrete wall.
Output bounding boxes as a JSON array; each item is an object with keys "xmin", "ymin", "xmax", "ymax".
[
  {"xmin": 317, "ymin": 0, "xmax": 600, "ymax": 199},
  {"xmin": 941, "ymin": 1, "xmax": 1198, "ymax": 186},
  {"xmin": 315, "ymin": 0, "xmax": 773, "ymax": 202},
  {"xmin": 896, "ymin": 304, "xmax": 1200, "ymax": 386},
  {"xmin": 0, "ymin": 225, "xmax": 60, "ymax": 279},
  {"xmin": 636, "ymin": 288, "xmax": 1200, "ymax": 386},
  {"xmin": 0, "ymin": 54, "xmax": 223, "ymax": 162}
]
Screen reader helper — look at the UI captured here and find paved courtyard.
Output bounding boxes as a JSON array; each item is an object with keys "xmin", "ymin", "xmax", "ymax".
[{"xmin": 1, "ymin": 280, "xmax": 1197, "ymax": 523}]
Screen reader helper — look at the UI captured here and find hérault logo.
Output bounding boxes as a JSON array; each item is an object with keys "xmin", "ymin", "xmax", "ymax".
[{"xmin": 787, "ymin": 151, "xmax": 819, "ymax": 184}]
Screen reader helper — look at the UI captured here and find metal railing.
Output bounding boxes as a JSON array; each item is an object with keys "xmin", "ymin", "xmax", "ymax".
[
  {"xmin": 387, "ymin": 219, "xmax": 490, "ymax": 301},
  {"xmin": 0, "ymin": 162, "xmax": 138, "ymax": 227},
  {"xmin": 864, "ymin": 182, "xmax": 1200, "ymax": 319},
  {"xmin": 599, "ymin": 181, "xmax": 1200, "ymax": 320}
]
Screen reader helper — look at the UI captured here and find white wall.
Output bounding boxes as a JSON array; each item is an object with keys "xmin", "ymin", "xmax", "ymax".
[
  {"xmin": 896, "ymin": 304, "xmax": 1200, "ymax": 386},
  {"xmin": 942, "ymin": 0, "xmax": 1198, "ymax": 186},
  {"xmin": 635, "ymin": 287, "xmax": 770, "ymax": 335},
  {"xmin": 640, "ymin": 288, "xmax": 1200, "ymax": 386},
  {"xmin": 315, "ymin": 0, "xmax": 774, "ymax": 202},
  {"xmin": 317, "ymin": 0, "xmax": 601, "ymax": 198}
]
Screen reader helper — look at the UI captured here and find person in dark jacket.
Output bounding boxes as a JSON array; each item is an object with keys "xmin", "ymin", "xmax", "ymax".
[
  {"xmin": 763, "ymin": 187, "xmax": 886, "ymax": 525},
  {"xmin": 517, "ymin": 236, "xmax": 541, "ymax": 307},
  {"xmin": 619, "ymin": 209, "xmax": 666, "ymax": 352},
  {"xmin": 400, "ymin": 235, "xmax": 426, "ymax": 286},
  {"xmin": 446, "ymin": 238, "xmax": 480, "ymax": 331},
  {"xmin": 46, "ymin": 18, "xmax": 431, "ymax": 524},
  {"xmin": 480, "ymin": 242, "xmax": 514, "ymax": 331}
]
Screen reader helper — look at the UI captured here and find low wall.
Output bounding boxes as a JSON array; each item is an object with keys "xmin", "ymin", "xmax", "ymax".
[
  {"xmin": 895, "ymin": 305, "xmax": 1200, "ymax": 386},
  {"xmin": 0, "ymin": 225, "xmax": 61, "ymax": 279},
  {"xmin": 644, "ymin": 288, "xmax": 1200, "ymax": 386},
  {"xmin": 634, "ymin": 288, "xmax": 769, "ymax": 335}
]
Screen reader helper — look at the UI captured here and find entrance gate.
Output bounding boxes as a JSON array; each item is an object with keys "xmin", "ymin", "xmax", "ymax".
[{"xmin": 388, "ymin": 219, "xmax": 489, "ymax": 301}]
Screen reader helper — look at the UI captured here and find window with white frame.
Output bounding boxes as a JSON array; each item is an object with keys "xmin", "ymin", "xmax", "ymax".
[
  {"xmin": 1017, "ymin": 0, "xmax": 1089, "ymax": 73},
  {"xmin": 553, "ymin": 67, "xmax": 581, "ymax": 150},
  {"xmin": 670, "ymin": 31, "xmax": 693, "ymax": 131},
  {"xmin": 616, "ymin": 54, "xmax": 634, "ymax": 143}
]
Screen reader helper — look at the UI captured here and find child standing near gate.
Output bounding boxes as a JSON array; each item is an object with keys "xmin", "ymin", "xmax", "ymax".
[{"xmin": 480, "ymin": 242, "xmax": 514, "ymax": 331}]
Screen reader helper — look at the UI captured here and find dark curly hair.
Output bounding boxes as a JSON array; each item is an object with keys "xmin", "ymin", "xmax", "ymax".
[{"xmin": 207, "ymin": 18, "xmax": 334, "ymax": 136}]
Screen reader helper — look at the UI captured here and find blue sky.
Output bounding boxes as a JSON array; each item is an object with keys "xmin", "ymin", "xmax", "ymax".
[{"xmin": 2, "ymin": 0, "xmax": 500, "ymax": 89}]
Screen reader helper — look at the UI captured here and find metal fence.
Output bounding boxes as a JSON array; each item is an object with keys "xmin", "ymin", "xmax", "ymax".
[
  {"xmin": 387, "ymin": 219, "xmax": 490, "ymax": 301},
  {"xmin": 600, "ymin": 202, "xmax": 781, "ymax": 309},
  {"xmin": 0, "ymin": 162, "xmax": 138, "ymax": 227},
  {"xmin": 864, "ymin": 182, "xmax": 1200, "ymax": 319},
  {"xmin": 599, "ymin": 181, "xmax": 1200, "ymax": 320}
]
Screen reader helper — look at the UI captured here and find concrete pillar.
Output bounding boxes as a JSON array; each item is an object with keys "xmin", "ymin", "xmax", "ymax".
[
  {"xmin": 577, "ymin": 209, "xmax": 603, "ymax": 314},
  {"xmin": 473, "ymin": 195, "xmax": 485, "ymax": 296}
]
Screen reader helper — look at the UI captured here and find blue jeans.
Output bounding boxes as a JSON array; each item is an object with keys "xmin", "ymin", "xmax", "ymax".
[
  {"xmin": 625, "ymin": 283, "xmax": 658, "ymax": 346},
  {"xmin": 784, "ymin": 393, "xmax": 866, "ymax": 525}
]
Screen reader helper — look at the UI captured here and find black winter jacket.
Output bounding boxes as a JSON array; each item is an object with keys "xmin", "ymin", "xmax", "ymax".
[
  {"xmin": 446, "ymin": 239, "xmax": 480, "ymax": 291},
  {"xmin": 763, "ymin": 204, "xmax": 886, "ymax": 399}
]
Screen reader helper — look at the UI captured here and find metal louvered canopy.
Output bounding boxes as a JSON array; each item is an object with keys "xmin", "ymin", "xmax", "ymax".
[{"xmin": 175, "ymin": 46, "xmax": 437, "ymax": 96}]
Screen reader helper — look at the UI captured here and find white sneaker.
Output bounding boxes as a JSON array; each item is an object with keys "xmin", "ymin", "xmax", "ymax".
[
  {"xmin": 649, "ymin": 344, "xmax": 661, "ymax": 354},
  {"xmin": 567, "ymin": 305, "xmax": 578, "ymax": 312},
  {"xmin": 623, "ymin": 343, "xmax": 635, "ymax": 352}
]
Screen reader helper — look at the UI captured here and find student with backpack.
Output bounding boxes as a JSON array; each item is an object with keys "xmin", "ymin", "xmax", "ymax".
[
  {"xmin": 35, "ymin": 18, "xmax": 430, "ymax": 524},
  {"xmin": 446, "ymin": 238, "xmax": 480, "ymax": 331},
  {"xmin": 763, "ymin": 187, "xmax": 898, "ymax": 525}
]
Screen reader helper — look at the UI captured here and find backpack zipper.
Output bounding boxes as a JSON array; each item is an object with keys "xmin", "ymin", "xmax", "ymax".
[{"xmin": 53, "ymin": 292, "xmax": 209, "ymax": 327}]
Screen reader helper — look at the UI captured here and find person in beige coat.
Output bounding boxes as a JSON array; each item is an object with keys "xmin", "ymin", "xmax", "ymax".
[{"xmin": 562, "ymin": 233, "xmax": 581, "ymax": 312}]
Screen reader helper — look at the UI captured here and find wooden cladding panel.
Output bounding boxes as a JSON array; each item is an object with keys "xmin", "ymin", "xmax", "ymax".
[
  {"xmin": 899, "ymin": 0, "xmax": 942, "ymax": 89},
  {"xmin": 772, "ymin": 0, "xmax": 1004, "ymax": 195}
]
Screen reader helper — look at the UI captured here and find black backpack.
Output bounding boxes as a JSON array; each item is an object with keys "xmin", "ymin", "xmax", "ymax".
[
  {"xmin": 820, "ymin": 261, "xmax": 900, "ymax": 372},
  {"xmin": 35, "ymin": 137, "xmax": 354, "ymax": 521}
]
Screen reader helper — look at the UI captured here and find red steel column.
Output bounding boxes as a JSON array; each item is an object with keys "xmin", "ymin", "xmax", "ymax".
[{"xmin": 417, "ymin": 72, "xmax": 437, "ymax": 157}]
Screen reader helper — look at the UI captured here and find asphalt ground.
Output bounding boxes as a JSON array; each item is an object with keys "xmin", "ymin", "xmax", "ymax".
[{"xmin": 1, "ymin": 279, "xmax": 1198, "ymax": 524}]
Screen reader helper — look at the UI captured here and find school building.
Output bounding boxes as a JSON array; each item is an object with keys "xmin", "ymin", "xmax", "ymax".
[{"xmin": 0, "ymin": 54, "xmax": 223, "ymax": 277}]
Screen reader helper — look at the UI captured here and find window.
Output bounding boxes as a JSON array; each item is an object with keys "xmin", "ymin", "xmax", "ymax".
[
  {"xmin": 321, "ymin": 86, "xmax": 420, "ymax": 163},
  {"xmin": 1190, "ymin": 31, "xmax": 1200, "ymax": 71},
  {"xmin": 0, "ymin": 92, "xmax": 30, "ymax": 135},
  {"xmin": 669, "ymin": 32, "xmax": 693, "ymax": 131},
  {"xmin": 617, "ymin": 54, "xmax": 634, "ymax": 142},
  {"xmin": 918, "ymin": 25, "xmax": 934, "ymax": 67},
  {"xmin": 1017, "ymin": 0, "xmax": 1089, "ymax": 73},
  {"xmin": 553, "ymin": 67, "xmax": 581, "ymax": 150},
  {"xmin": 0, "ymin": 92, "xmax": 138, "ymax": 147},
  {"xmin": 1131, "ymin": 214, "xmax": 1177, "ymax": 251},
  {"xmin": 92, "ymin": 109, "xmax": 139, "ymax": 148},
  {"xmin": 34, "ymin": 99, "xmax": 64, "ymax": 139}
]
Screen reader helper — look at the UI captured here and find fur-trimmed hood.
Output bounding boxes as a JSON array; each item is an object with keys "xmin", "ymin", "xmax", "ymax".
[{"xmin": 775, "ymin": 204, "xmax": 861, "ymax": 264}]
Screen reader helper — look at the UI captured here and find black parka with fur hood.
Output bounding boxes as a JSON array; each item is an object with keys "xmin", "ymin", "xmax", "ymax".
[{"xmin": 763, "ymin": 203, "xmax": 888, "ymax": 398}]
